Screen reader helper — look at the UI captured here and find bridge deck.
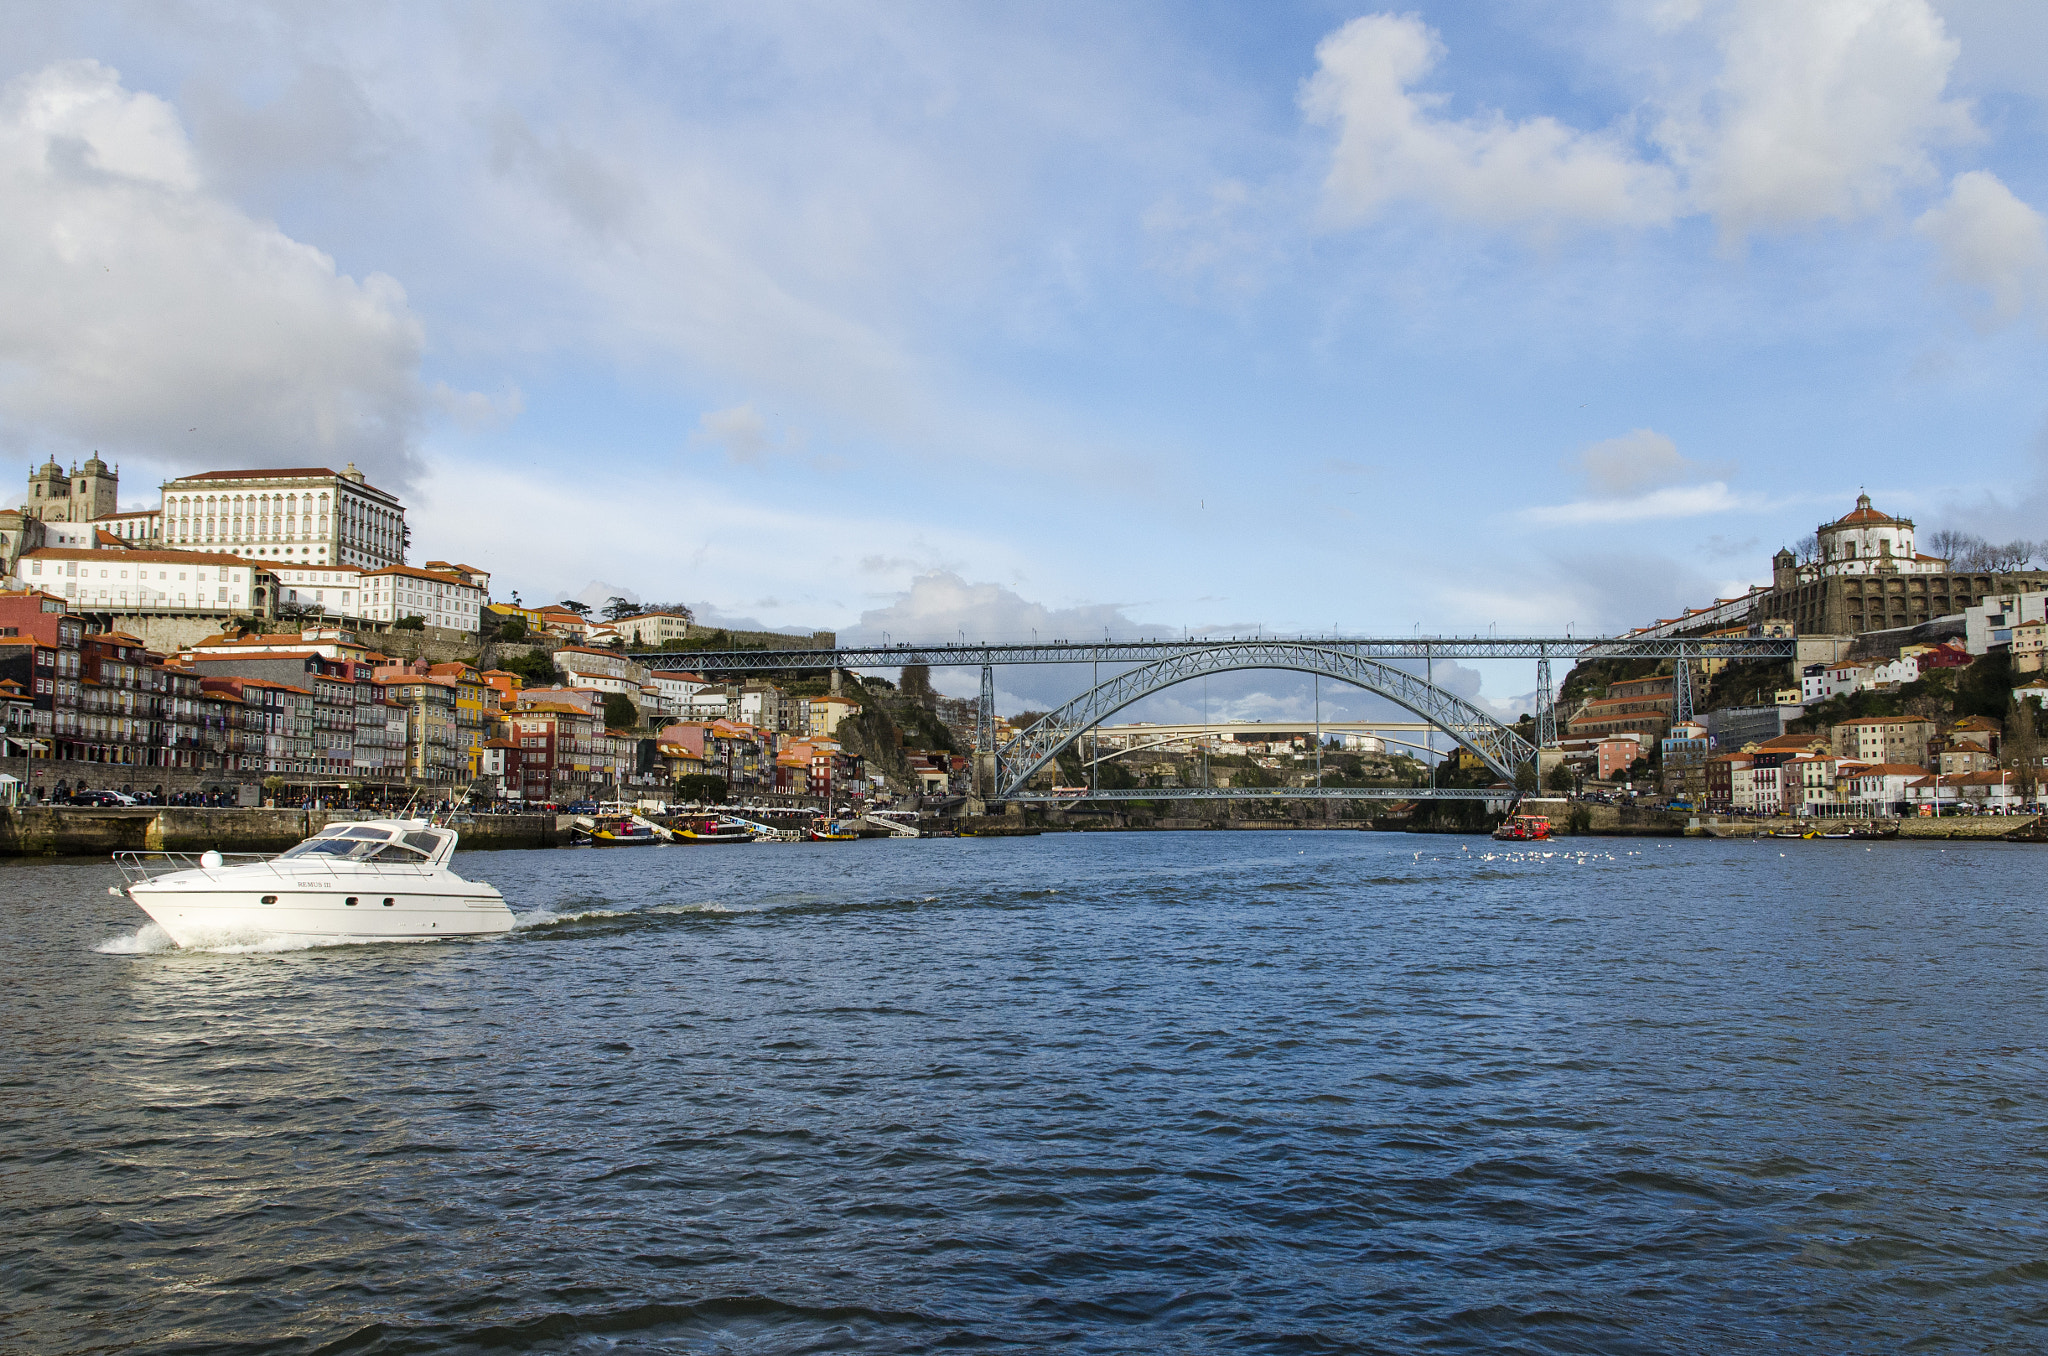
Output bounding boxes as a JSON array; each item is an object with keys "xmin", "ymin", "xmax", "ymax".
[{"xmin": 633, "ymin": 636, "xmax": 1796, "ymax": 670}]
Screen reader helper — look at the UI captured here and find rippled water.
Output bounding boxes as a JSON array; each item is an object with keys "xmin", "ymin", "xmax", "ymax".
[{"xmin": 5, "ymin": 831, "xmax": 2048, "ymax": 1353}]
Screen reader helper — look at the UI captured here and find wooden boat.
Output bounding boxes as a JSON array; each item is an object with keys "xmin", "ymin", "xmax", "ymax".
[
  {"xmin": 808, "ymin": 821, "xmax": 860, "ymax": 841},
  {"xmin": 573, "ymin": 816, "xmax": 664, "ymax": 846},
  {"xmin": 675, "ymin": 817, "xmax": 756, "ymax": 844},
  {"xmin": 1492, "ymin": 814, "xmax": 1552, "ymax": 842}
]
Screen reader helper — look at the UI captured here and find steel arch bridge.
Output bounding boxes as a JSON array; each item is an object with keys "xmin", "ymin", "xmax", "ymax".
[{"xmin": 990, "ymin": 640, "xmax": 1533, "ymax": 803}]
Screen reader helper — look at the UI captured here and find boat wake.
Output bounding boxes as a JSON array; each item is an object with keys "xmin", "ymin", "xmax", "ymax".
[
  {"xmin": 511, "ymin": 900, "xmax": 746, "ymax": 930},
  {"xmin": 93, "ymin": 922, "xmax": 429, "ymax": 955},
  {"xmin": 511, "ymin": 905, "xmax": 634, "ymax": 929}
]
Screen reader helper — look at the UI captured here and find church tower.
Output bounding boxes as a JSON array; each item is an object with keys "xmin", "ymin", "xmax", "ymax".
[
  {"xmin": 26, "ymin": 456, "xmax": 70, "ymax": 522},
  {"xmin": 72, "ymin": 454, "xmax": 118, "ymax": 521},
  {"xmin": 26, "ymin": 454, "xmax": 118, "ymax": 522},
  {"xmin": 1771, "ymin": 547, "xmax": 1798, "ymax": 591}
]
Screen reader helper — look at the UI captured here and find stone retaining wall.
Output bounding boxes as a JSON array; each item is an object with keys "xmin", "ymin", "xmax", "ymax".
[{"xmin": 0, "ymin": 808, "xmax": 561, "ymax": 856}]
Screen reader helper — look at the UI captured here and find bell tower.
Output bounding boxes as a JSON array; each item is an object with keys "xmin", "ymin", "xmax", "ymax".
[
  {"xmin": 26, "ymin": 456, "xmax": 70, "ymax": 522},
  {"xmin": 73, "ymin": 453, "xmax": 118, "ymax": 521},
  {"xmin": 1772, "ymin": 547, "xmax": 1797, "ymax": 591}
]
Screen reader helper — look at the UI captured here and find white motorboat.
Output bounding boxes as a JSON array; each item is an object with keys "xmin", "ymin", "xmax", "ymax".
[{"xmin": 116, "ymin": 818, "xmax": 514, "ymax": 948}]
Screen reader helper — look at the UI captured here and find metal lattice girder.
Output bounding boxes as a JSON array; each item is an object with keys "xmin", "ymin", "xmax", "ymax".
[
  {"xmin": 1535, "ymin": 654, "xmax": 1556, "ymax": 749},
  {"xmin": 992, "ymin": 641, "xmax": 1535, "ymax": 801},
  {"xmin": 633, "ymin": 635, "xmax": 1797, "ymax": 673},
  {"xmin": 977, "ymin": 664, "xmax": 995, "ymax": 751}
]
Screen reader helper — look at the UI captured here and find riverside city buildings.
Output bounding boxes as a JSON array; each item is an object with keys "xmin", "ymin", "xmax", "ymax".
[{"xmin": 1635, "ymin": 495, "xmax": 2048, "ymax": 641}]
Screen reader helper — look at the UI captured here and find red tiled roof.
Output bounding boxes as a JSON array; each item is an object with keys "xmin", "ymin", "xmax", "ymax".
[
  {"xmin": 172, "ymin": 467, "xmax": 338, "ymax": 480},
  {"xmin": 1832, "ymin": 494, "xmax": 1904, "ymax": 526},
  {"xmin": 362, "ymin": 564, "xmax": 481, "ymax": 586},
  {"xmin": 26, "ymin": 547, "xmax": 252, "ymax": 566}
]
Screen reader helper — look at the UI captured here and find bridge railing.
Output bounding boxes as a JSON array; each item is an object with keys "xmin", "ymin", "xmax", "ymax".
[{"xmin": 629, "ymin": 636, "xmax": 1797, "ymax": 670}]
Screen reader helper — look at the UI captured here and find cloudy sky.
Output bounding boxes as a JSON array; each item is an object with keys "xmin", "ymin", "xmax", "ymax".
[{"xmin": 5, "ymin": 1, "xmax": 2047, "ymax": 718}]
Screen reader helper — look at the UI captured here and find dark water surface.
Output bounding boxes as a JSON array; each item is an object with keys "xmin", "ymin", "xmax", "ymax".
[{"xmin": 5, "ymin": 832, "xmax": 2048, "ymax": 1354}]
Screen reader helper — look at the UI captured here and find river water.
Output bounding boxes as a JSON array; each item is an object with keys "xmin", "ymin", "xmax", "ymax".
[{"xmin": 4, "ymin": 831, "xmax": 2046, "ymax": 1354}]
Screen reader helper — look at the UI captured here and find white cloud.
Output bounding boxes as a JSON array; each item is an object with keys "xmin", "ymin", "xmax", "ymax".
[
  {"xmin": 1304, "ymin": 2, "xmax": 1974, "ymax": 239},
  {"xmin": 689, "ymin": 403, "xmax": 783, "ymax": 463},
  {"xmin": 1665, "ymin": 0, "xmax": 1976, "ymax": 235},
  {"xmin": 841, "ymin": 570, "xmax": 1144, "ymax": 649},
  {"xmin": 1573, "ymin": 428, "xmax": 1731, "ymax": 497},
  {"xmin": 1302, "ymin": 14, "xmax": 1678, "ymax": 232},
  {"xmin": 1915, "ymin": 170, "xmax": 2048, "ymax": 325},
  {"xmin": 1522, "ymin": 482, "xmax": 1755, "ymax": 526},
  {"xmin": 431, "ymin": 380, "xmax": 523, "ymax": 430},
  {"xmin": 563, "ymin": 580, "xmax": 637, "ymax": 611},
  {"xmin": 412, "ymin": 459, "xmax": 1026, "ymax": 633},
  {"xmin": 0, "ymin": 60, "xmax": 448, "ymax": 486},
  {"xmin": 1519, "ymin": 429, "xmax": 1749, "ymax": 525}
]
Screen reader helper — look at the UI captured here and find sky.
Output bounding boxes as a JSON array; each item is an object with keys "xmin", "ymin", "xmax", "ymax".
[{"xmin": 4, "ymin": 0, "xmax": 2047, "ymax": 721}]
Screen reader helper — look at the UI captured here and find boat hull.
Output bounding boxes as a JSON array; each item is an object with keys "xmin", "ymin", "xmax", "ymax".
[{"xmin": 129, "ymin": 879, "xmax": 514, "ymax": 948}]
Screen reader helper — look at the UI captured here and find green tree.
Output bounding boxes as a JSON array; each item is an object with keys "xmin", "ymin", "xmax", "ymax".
[
  {"xmin": 675, "ymin": 774, "xmax": 728, "ymax": 803},
  {"xmin": 601, "ymin": 692, "xmax": 639, "ymax": 730},
  {"xmin": 1514, "ymin": 761, "xmax": 1540, "ymax": 793},
  {"xmin": 393, "ymin": 615, "xmax": 426, "ymax": 631},
  {"xmin": 900, "ymin": 663, "xmax": 937, "ymax": 710},
  {"xmin": 1956, "ymin": 651, "xmax": 2014, "ymax": 720},
  {"xmin": 2006, "ymin": 697, "xmax": 2041, "ymax": 801},
  {"xmin": 1545, "ymin": 760, "xmax": 1576, "ymax": 793},
  {"xmin": 500, "ymin": 649, "xmax": 557, "ymax": 684},
  {"xmin": 497, "ymin": 616, "xmax": 528, "ymax": 642}
]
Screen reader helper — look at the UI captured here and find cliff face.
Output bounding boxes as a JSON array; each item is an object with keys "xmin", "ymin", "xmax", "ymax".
[
  {"xmin": 831, "ymin": 686, "xmax": 961, "ymax": 794},
  {"xmin": 834, "ymin": 703, "xmax": 911, "ymax": 782}
]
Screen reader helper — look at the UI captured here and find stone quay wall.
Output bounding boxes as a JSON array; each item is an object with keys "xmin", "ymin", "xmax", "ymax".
[
  {"xmin": 0, "ymin": 808, "xmax": 563, "ymax": 857},
  {"xmin": 0, "ymin": 755, "xmax": 458, "ymax": 804}
]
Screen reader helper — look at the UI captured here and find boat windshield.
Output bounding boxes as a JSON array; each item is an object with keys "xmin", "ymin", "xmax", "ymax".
[
  {"xmin": 280, "ymin": 826, "xmax": 449, "ymax": 862},
  {"xmin": 279, "ymin": 838, "xmax": 382, "ymax": 860}
]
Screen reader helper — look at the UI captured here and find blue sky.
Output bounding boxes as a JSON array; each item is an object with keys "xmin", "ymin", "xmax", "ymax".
[{"xmin": 4, "ymin": 1, "xmax": 2047, "ymax": 718}]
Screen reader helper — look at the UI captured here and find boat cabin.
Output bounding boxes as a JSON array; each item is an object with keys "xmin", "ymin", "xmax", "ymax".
[{"xmin": 278, "ymin": 820, "xmax": 458, "ymax": 867}]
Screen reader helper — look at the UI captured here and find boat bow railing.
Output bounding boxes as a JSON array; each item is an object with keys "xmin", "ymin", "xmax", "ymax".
[
  {"xmin": 112, "ymin": 850, "xmax": 444, "ymax": 886},
  {"xmin": 113, "ymin": 850, "xmax": 273, "ymax": 885}
]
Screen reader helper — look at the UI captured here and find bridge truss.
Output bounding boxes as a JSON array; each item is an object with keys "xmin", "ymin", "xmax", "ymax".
[
  {"xmin": 629, "ymin": 633, "xmax": 1798, "ymax": 806},
  {"xmin": 989, "ymin": 641, "xmax": 1534, "ymax": 800}
]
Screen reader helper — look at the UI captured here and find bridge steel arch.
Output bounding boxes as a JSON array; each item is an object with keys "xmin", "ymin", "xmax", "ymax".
[{"xmin": 992, "ymin": 641, "xmax": 1535, "ymax": 802}]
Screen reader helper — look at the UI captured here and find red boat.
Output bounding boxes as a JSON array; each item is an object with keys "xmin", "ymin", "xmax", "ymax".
[{"xmin": 1492, "ymin": 814, "xmax": 1552, "ymax": 841}]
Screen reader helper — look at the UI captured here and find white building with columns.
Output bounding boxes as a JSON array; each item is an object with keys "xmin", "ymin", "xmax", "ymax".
[{"xmin": 158, "ymin": 465, "xmax": 407, "ymax": 570}]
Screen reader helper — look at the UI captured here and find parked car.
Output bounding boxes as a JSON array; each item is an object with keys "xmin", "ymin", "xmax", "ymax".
[
  {"xmin": 67, "ymin": 789, "xmax": 139, "ymax": 807},
  {"xmin": 562, "ymin": 800, "xmax": 600, "ymax": 814}
]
